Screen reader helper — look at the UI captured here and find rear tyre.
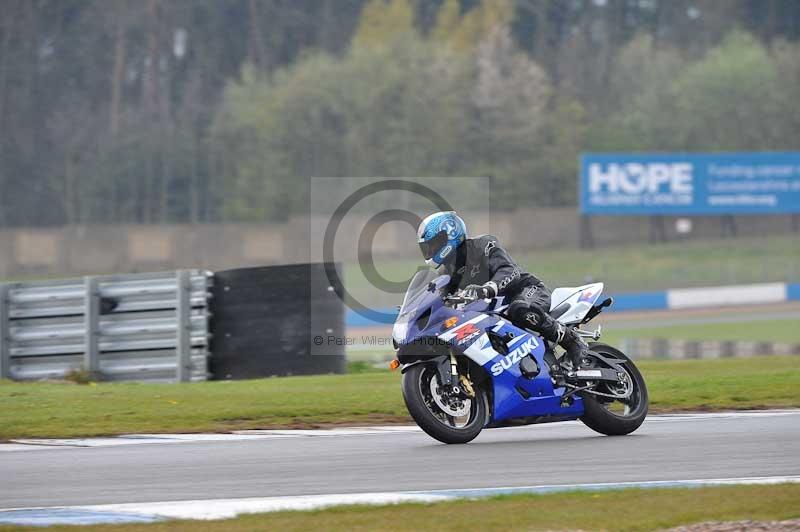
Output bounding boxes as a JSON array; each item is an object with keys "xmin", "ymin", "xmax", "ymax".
[
  {"xmin": 402, "ymin": 363, "xmax": 488, "ymax": 444},
  {"xmin": 580, "ymin": 343, "xmax": 648, "ymax": 436}
]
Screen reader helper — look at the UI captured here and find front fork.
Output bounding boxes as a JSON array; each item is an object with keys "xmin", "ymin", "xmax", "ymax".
[
  {"xmin": 450, "ymin": 348, "xmax": 476, "ymax": 398},
  {"xmin": 430, "ymin": 350, "xmax": 475, "ymax": 399},
  {"xmin": 449, "ymin": 350, "xmax": 461, "ymax": 394}
]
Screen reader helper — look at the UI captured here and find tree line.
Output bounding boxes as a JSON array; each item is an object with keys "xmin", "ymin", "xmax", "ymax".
[{"xmin": 1, "ymin": 0, "xmax": 799, "ymax": 226}]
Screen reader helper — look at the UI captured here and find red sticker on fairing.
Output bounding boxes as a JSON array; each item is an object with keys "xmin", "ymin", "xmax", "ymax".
[{"xmin": 454, "ymin": 323, "xmax": 481, "ymax": 344}]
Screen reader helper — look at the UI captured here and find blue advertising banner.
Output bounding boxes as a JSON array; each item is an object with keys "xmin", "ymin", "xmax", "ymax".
[{"xmin": 580, "ymin": 152, "xmax": 800, "ymax": 215}]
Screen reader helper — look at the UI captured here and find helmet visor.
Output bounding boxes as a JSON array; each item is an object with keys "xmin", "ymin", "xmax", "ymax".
[{"xmin": 419, "ymin": 230, "xmax": 449, "ymax": 261}]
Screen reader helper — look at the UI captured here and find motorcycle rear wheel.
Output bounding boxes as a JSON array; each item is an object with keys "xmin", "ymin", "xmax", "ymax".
[
  {"xmin": 579, "ymin": 343, "xmax": 648, "ymax": 436},
  {"xmin": 401, "ymin": 363, "xmax": 488, "ymax": 444}
]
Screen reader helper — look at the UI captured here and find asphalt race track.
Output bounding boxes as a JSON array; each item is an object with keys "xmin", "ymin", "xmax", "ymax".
[{"xmin": 2, "ymin": 411, "xmax": 799, "ymax": 514}]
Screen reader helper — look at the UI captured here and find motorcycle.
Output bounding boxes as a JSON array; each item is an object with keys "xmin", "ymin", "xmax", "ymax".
[{"xmin": 392, "ymin": 269, "xmax": 648, "ymax": 444}]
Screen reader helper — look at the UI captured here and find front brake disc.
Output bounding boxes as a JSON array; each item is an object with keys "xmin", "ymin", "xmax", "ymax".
[{"xmin": 430, "ymin": 377, "xmax": 470, "ymax": 417}]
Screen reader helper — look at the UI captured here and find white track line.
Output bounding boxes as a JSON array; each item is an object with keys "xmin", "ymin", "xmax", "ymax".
[
  {"xmin": 2, "ymin": 476, "xmax": 799, "ymax": 524},
  {"xmin": 3, "ymin": 410, "xmax": 798, "ymax": 450}
]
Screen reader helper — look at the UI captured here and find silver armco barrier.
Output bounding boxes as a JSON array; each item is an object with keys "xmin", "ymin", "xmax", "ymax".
[{"xmin": 0, "ymin": 270, "xmax": 212, "ymax": 382}]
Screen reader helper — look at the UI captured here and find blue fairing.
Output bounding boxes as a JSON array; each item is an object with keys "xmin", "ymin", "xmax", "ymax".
[
  {"xmin": 479, "ymin": 319, "xmax": 584, "ymax": 422},
  {"xmin": 395, "ymin": 271, "xmax": 584, "ymax": 426}
]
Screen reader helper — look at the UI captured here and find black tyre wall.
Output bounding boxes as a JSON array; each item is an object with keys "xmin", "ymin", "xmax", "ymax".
[{"xmin": 209, "ymin": 263, "xmax": 346, "ymax": 379}]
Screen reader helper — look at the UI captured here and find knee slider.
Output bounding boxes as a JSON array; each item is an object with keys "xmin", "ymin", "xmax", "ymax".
[
  {"xmin": 506, "ymin": 301, "xmax": 526, "ymax": 322},
  {"xmin": 508, "ymin": 302, "xmax": 545, "ymax": 327}
]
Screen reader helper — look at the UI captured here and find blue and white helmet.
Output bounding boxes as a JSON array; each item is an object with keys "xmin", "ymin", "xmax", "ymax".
[{"xmin": 417, "ymin": 211, "xmax": 467, "ymax": 267}]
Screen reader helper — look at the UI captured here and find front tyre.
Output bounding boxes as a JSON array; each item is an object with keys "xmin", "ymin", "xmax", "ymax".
[
  {"xmin": 402, "ymin": 363, "xmax": 488, "ymax": 444},
  {"xmin": 580, "ymin": 343, "xmax": 648, "ymax": 436}
]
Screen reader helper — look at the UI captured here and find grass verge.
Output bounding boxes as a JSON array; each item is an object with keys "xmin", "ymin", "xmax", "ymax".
[
  {"xmin": 2, "ymin": 484, "xmax": 799, "ymax": 532},
  {"xmin": 600, "ymin": 318, "xmax": 800, "ymax": 345},
  {"xmin": 1, "ymin": 356, "xmax": 798, "ymax": 440}
]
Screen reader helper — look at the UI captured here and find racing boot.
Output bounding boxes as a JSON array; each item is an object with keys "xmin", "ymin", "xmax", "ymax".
[{"xmin": 557, "ymin": 324, "xmax": 591, "ymax": 369}]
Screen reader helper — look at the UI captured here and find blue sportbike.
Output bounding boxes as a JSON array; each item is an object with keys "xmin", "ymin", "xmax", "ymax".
[{"xmin": 393, "ymin": 269, "xmax": 648, "ymax": 444}]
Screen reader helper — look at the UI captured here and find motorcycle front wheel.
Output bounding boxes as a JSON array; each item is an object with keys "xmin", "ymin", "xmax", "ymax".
[{"xmin": 401, "ymin": 363, "xmax": 488, "ymax": 444}]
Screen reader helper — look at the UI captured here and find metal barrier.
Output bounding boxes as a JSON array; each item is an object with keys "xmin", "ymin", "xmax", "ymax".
[{"xmin": 0, "ymin": 270, "xmax": 212, "ymax": 382}]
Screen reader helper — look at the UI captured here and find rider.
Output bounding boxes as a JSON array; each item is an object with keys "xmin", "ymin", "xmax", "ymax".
[{"xmin": 417, "ymin": 210, "xmax": 589, "ymax": 365}]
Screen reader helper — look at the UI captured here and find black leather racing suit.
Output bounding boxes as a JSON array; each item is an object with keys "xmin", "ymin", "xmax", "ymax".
[{"xmin": 442, "ymin": 235, "xmax": 566, "ymax": 346}]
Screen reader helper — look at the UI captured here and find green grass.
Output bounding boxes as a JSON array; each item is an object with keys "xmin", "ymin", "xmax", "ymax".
[
  {"xmin": 1, "ymin": 356, "xmax": 798, "ymax": 440},
  {"xmin": 643, "ymin": 356, "xmax": 800, "ymax": 411},
  {"xmin": 601, "ymin": 318, "xmax": 800, "ymax": 346},
  {"xmin": 0, "ymin": 372, "xmax": 409, "ymax": 440},
  {"xmin": 345, "ymin": 233, "xmax": 800, "ymax": 307},
  {"xmin": 3, "ymin": 485, "xmax": 798, "ymax": 532}
]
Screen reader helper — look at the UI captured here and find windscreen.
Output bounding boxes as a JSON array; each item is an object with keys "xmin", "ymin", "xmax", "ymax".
[
  {"xmin": 397, "ymin": 268, "xmax": 440, "ymax": 320},
  {"xmin": 393, "ymin": 268, "xmax": 445, "ymax": 344}
]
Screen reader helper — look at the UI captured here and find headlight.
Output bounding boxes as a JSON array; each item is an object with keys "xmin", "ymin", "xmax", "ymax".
[{"xmin": 392, "ymin": 314, "xmax": 410, "ymax": 344}]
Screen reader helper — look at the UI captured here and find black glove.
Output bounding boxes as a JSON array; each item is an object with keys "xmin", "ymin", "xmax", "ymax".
[{"xmin": 463, "ymin": 283, "xmax": 497, "ymax": 301}]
